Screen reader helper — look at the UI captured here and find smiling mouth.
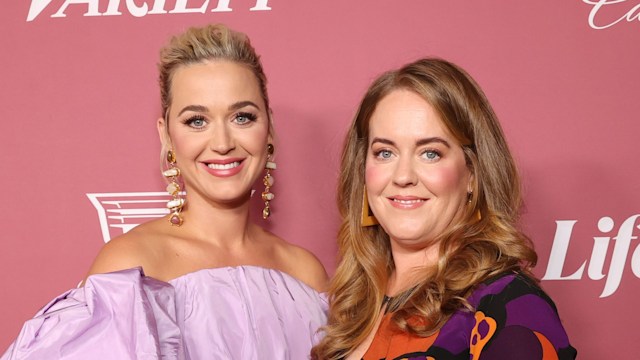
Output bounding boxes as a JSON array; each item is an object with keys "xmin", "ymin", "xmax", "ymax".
[
  {"xmin": 207, "ymin": 161, "xmax": 241, "ymax": 170},
  {"xmin": 392, "ymin": 198, "xmax": 425, "ymax": 205}
]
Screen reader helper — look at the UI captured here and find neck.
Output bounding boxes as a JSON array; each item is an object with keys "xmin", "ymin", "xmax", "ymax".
[
  {"xmin": 177, "ymin": 190, "xmax": 254, "ymax": 248},
  {"xmin": 387, "ymin": 238, "xmax": 439, "ymax": 296}
]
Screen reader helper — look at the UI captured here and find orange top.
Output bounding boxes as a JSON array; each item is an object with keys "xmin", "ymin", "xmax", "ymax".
[{"xmin": 363, "ymin": 313, "xmax": 438, "ymax": 360}]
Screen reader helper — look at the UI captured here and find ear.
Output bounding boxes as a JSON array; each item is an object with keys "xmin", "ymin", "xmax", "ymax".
[
  {"xmin": 157, "ymin": 116, "xmax": 171, "ymax": 149},
  {"xmin": 467, "ymin": 171, "xmax": 475, "ymax": 194},
  {"xmin": 267, "ymin": 133, "xmax": 274, "ymax": 149},
  {"xmin": 267, "ymin": 110, "xmax": 275, "ymax": 148}
]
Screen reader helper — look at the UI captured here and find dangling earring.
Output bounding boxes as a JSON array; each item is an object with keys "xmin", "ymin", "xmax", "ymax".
[
  {"xmin": 262, "ymin": 144, "xmax": 276, "ymax": 219},
  {"xmin": 361, "ymin": 186, "xmax": 378, "ymax": 227},
  {"xmin": 467, "ymin": 191, "xmax": 482, "ymax": 220},
  {"xmin": 163, "ymin": 149, "xmax": 184, "ymax": 226}
]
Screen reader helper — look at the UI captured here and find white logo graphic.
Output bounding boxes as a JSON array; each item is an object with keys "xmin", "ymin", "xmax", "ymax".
[
  {"xmin": 583, "ymin": 0, "xmax": 640, "ymax": 29},
  {"xmin": 87, "ymin": 192, "xmax": 173, "ymax": 243},
  {"xmin": 543, "ymin": 215, "xmax": 640, "ymax": 297},
  {"xmin": 27, "ymin": 0, "xmax": 272, "ymax": 22}
]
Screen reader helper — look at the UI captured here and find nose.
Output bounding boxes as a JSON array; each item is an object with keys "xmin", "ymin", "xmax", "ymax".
[
  {"xmin": 392, "ymin": 156, "xmax": 418, "ymax": 187},
  {"xmin": 209, "ymin": 122, "xmax": 235, "ymax": 154}
]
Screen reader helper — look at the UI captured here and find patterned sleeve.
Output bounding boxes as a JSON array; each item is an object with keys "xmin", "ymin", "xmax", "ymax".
[{"xmin": 469, "ymin": 274, "xmax": 577, "ymax": 360}]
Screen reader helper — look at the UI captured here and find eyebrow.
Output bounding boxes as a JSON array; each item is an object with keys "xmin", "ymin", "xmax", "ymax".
[
  {"xmin": 176, "ymin": 101, "xmax": 261, "ymax": 117},
  {"xmin": 229, "ymin": 101, "xmax": 261, "ymax": 112},
  {"xmin": 371, "ymin": 137, "xmax": 451, "ymax": 148},
  {"xmin": 177, "ymin": 105, "xmax": 208, "ymax": 117}
]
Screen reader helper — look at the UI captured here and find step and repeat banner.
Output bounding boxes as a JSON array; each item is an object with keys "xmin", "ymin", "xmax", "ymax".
[{"xmin": 1, "ymin": 1, "xmax": 638, "ymax": 358}]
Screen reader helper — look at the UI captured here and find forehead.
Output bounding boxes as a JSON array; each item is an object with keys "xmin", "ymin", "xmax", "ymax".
[
  {"xmin": 169, "ymin": 60, "xmax": 264, "ymax": 109},
  {"xmin": 368, "ymin": 89, "xmax": 454, "ymax": 142}
]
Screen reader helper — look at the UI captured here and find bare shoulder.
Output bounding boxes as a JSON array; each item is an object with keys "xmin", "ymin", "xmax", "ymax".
[
  {"xmin": 267, "ymin": 233, "xmax": 329, "ymax": 293},
  {"xmin": 287, "ymin": 244, "xmax": 329, "ymax": 292},
  {"xmin": 85, "ymin": 220, "xmax": 162, "ymax": 280}
]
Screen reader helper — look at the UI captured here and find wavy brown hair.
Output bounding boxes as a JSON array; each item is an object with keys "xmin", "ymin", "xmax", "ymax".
[{"xmin": 312, "ymin": 58, "xmax": 537, "ymax": 360}]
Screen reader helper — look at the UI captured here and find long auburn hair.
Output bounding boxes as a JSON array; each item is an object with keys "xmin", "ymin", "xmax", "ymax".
[{"xmin": 312, "ymin": 58, "xmax": 537, "ymax": 360}]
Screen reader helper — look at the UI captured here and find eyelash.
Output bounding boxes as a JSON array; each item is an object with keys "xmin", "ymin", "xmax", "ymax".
[
  {"xmin": 234, "ymin": 112, "xmax": 258, "ymax": 125},
  {"xmin": 182, "ymin": 111, "xmax": 258, "ymax": 129},
  {"xmin": 373, "ymin": 149, "xmax": 394, "ymax": 159},
  {"xmin": 183, "ymin": 115, "xmax": 207, "ymax": 129},
  {"xmin": 422, "ymin": 149, "xmax": 441, "ymax": 161},
  {"xmin": 372, "ymin": 149, "xmax": 442, "ymax": 161}
]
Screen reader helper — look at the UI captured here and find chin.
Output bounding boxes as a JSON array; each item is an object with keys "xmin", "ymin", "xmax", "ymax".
[
  {"xmin": 382, "ymin": 222, "xmax": 437, "ymax": 243},
  {"xmin": 384, "ymin": 227, "xmax": 422, "ymax": 240},
  {"xmin": 381, "ymin": 220, "xmax": 426, "ymax": 235},
  {"xmin": 199, "ymin": 189, "xmax": 250, "ymax": 204},
  {"xmin": 389, "ymin": 233, "xmax": 427, "ymax": 243}
]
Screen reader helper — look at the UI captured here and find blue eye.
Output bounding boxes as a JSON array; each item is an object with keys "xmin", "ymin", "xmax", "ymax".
[
  {"xmin": 375, "ymin": 150, "xmax": 393, "ymax": 159},
  {"xmin": 234, "ymin": 112, "xmax": 258, "ymax": 125},
  {"xmin": 422, "ymin": 150, "xmax": 441, "ymax": 161},
  {"xmin": 185, "ymin": 116, "xmax": 206, "ymax": 129}
]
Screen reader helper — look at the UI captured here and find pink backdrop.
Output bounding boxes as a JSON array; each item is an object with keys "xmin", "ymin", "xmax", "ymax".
[{"xmin": 2, "ymin": 1, "xmax": 639, "ymax": 358}]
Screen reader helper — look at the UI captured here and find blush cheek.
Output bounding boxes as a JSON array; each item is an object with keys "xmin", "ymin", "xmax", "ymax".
[
  {"xmin": 364, "ymin": 163, "xmax": 390, "ymax": 226},
  {"xmin": 365, "ymin": 163, "xmax": 388, "ymax": 194},
  {"xmin": 421, "ymin": 164, "xmax": 469, "ymax": 196}
]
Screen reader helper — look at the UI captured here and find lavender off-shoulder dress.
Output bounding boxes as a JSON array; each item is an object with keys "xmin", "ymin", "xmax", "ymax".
[{"xmin": 1, "ymin": 266, "xmax": 328, "ymax": 359}]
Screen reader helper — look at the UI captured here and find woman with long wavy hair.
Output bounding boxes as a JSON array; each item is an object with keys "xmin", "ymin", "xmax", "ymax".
[{"xmin": 312, "ymin": 58, "xmax": 575, "ymax": 360}]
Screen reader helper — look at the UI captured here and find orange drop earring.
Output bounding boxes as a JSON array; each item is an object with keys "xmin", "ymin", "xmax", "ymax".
[{"xmin": 361, "ymin": 186, "xmax": 378, "ymax": 227}]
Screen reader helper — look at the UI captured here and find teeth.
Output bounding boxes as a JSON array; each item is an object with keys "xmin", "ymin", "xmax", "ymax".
[
  {"xmin": 393, "ymin": 199, "xmax": 423, "ymax": 204},
  {"xmin": 207, "ymin": 161, "xmax": 240, "ymax": 170}
]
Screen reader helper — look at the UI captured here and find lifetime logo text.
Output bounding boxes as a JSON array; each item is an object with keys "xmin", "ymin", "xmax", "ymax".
[
  {"xmin": 543, "ymin": 215, "xmax": 640, "ymax": 298},
  {"xmin": 27, "ymin": 0, "xmax": 271, "ymax": 22}
]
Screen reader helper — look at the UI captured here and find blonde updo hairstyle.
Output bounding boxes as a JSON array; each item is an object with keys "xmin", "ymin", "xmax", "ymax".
[{"xmin": 157, "ymin": 24, "xmax": 272, "ymax": 164}]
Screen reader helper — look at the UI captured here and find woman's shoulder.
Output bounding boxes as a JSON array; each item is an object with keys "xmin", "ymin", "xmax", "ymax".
[
  {"xmin": 282, "ymin": 242, "xmax": 329, "ymax": 292},
  {"xmin": 470, "ymin": 271, "xmax": 555, "ymax": 310},
  {"xmin": 469, "ymin": 272, "xmax": 571, "ymax": 343},
  {"xmin": 258, "ymin": 228, "xmax": 329, "ymax": 293},
  {"xmin": 465, "ymin": 272, "xmax": 576, "ymax": 358},
  {"xmin": 84, "ymin": 219, "xmax": 167, "ymax": 281}
]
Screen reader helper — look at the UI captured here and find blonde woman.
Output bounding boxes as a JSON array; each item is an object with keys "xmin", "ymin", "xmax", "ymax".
[
  {"xmin": 313, "ymin": 58, "xmax": 575, "ymax": 359},
  {"xmin": 2, "ymin": 24, "xmax": 327, "ymax": 359}
]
